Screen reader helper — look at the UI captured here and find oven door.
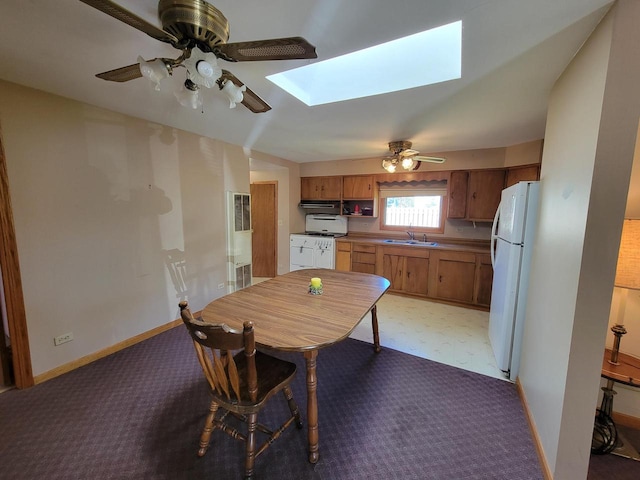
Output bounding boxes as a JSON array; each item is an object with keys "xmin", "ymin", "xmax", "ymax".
[
  {"xmin": 290, "ymin": 235, "xmax": 314, "ymax": 271},
  {"xmin": 314, "ymin": 240, "xmax": 335, "ymax": 269}
]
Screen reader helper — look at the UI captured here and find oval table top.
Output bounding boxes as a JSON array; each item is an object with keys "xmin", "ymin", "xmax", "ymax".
[{"xmin": 201, "ymin": 269, "xmax": 390, "ymax": 352}]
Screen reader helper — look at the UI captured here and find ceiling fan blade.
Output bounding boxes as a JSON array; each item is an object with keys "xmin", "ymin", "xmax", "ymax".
[
  {"xmin": 414, "ymin": 155, "xmax": 446, "ymax": 164},
  {"xmin": 220, "ymin": 70, "xmax": 271, "ymax": 113},
  {"xmin": 96, "ymin": 63, "xmax": 142, "ymax": 82},
  {"xmin": 399, "ymin": 149, "xmax": 420, "ymax": 157},
  {"xmin": 214, "ymin": 37, "xmax": 317, "ymax": 62},
  {"xmin": 79, "ymin": 0, "xmax": 178, "ymax": 45}
]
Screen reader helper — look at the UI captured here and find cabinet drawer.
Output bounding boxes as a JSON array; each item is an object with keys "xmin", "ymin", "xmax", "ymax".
[
  {"xmin": 337, "ymin": 242, "xmax": 351, "ymax": 252},
  {"xmin": 352, "ymin": 252, "xmax": 376, "ymax": 265},
  {"xmin": 436, "ymin": 251, "xmax": 475, "ymax": 263},
  {"xmin": 382, "ymin": 246, "xmax": 429, "ymax": 258},
  {"xmin": 353, "ymin": 243, "xmax": 376, "ymax": 254},
  {"xmin": 352, "ymin": 263, "xmax": 376, "ymax": 274}
]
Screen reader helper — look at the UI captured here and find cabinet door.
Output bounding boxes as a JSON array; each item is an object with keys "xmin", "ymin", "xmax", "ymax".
[
  {"xmin": 466, "ymin": 170, "xmax": 505, "ymax": 221},
  {"xmin": 505, "ymin": 165, "xmax": 540, "ymax": 188},
  {"xmin": 343, "ymin": 175, "xmax": 374, "ymax": 199},
  {"xmin": 433, "ymin": 252, "xmax": 475, "ymax": 303},
  {"xmin": 448, "ymin": 170, "xmax": 468, "ymax": 219},
  {"xmin": 321, "ymin": 176, "xmax": 342, "ymax": 199},
  {"xmin": 403, "ymin": 257, "xmax": 429, "ymax": 296},
  {"xmin": 382, "ymin": 254, "xmax": 404, "ymax": 291},
  {"xmin": 475, "ymin": 254, "xmax": 493, "ymax": 307},
  {"xmin": 301, "ymin": 177, "xmax": 321, "ymax": 200},
  {"xmin": 335, "ymin": 241, "xmax": 351, "ymax": 272},
  {"xmin": 301, "ymin": 176, "xmax": 342, "ymax": 200}
]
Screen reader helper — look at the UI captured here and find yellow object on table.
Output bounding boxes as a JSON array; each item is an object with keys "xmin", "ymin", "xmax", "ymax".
[{"xmin": 309, "ymin": 277, "xmax": 323, "ymax": 295}]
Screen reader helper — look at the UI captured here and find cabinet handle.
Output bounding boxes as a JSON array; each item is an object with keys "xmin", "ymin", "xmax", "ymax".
[
  {"xmin": 472, "ymin": 192, "xmax": 477, "ymax": 200},
  {"xmin": 439, "ymin": 275, "xmax": 443, "ymax": 282}
]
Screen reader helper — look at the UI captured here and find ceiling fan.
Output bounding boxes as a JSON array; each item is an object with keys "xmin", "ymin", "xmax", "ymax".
[
  {"xmin": 79, "ymin": 0, "xmax": 317, "ymax": 113},
  {"xmin": 381, "ymin": 141, "xmax": 446, "ymax": 173}
]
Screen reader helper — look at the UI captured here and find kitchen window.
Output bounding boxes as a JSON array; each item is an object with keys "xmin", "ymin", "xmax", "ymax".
[{"xmin": 379, "ymin": 182, "xmax": 447, "ymax": 234}]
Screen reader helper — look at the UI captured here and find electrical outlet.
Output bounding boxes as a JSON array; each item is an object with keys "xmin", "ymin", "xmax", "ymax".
[
  {"xmin": 54, "ymin": 332, "xmax": 73, "ymax": 346},
  {"xmin": 218, "ymin": 283, "xmax": 225, "ymax": 289}
]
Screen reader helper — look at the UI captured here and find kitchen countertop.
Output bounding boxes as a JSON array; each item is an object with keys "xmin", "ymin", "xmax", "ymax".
[{"xmin": 336, "ymin": 235, "xmax": 490, "ymax": 254}]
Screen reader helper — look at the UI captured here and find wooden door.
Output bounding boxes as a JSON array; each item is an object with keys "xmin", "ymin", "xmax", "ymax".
[
  {"xmin": 505, "ymin": 165, "xmax": 540, "ymax": 187},
  {"xmin": 321, "ymin": 176, "xmax": 342, "ymax": 199},
  {"xmin": 447, "ymin": 170, "xmax": 468, "ymax": 219},
  {"xmin": 466, "ymin": 170, "xmax": 505, "ymax": 220},
  {"xmin": 382, "ymin": 254, "xmax": 404, "ymax": 291},
  {"xmin": 403, "ymin": 257, "xmax": 429, "ymax": 296},
  {"xmin": 475, "ymin": 254, "xmax": 493, "ymax": 307},
  {"xmin": 250, "ymin": 182, "xmax": 277, "ymax": 278},
  {"xmin": 433, "ymin": 252, "xmax": 476, "ymax": 303},
  {"xmin": 343, "ymin": 175, "xmax": 374, "ymax": 199}
]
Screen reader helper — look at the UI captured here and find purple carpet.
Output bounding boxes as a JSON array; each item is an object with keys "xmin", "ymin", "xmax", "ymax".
[{"xmin": 0, "ymin": 325, "xmax": 624, "ymax": 479}]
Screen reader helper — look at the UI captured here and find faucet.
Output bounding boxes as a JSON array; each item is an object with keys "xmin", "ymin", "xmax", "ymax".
[{"xmin": 407, "ymin": 230, "xmax": 415, "ymax": 240}]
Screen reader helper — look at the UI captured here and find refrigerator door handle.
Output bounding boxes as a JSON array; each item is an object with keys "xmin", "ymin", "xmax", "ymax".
[{"xmin": 490, "ymin": 200, "xmax": 501, "ymax": 268}]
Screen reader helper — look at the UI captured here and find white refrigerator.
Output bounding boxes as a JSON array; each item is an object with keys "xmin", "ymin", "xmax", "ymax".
[{"xmin": 489, "ymin": 181, "xmax": 539, "ymax": 381}]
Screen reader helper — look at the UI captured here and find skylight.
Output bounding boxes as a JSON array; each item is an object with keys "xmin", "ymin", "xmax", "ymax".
[{"xmin": 266, "ymin": 20, "xmax": 462, "ymax": 106}]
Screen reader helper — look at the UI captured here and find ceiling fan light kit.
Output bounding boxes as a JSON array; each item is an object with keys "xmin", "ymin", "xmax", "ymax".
[
  {"xmin": 79, "ymin": 0, "xmax": 317, "ymax": 113},
  {"xmin": 381, "ymin": 140, "xmax": 446, "ymax": 173}
]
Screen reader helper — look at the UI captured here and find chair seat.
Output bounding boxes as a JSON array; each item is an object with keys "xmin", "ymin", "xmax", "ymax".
[{"xmin": 214, "ymin": 351, "xmax": 297, "ymax": 413}]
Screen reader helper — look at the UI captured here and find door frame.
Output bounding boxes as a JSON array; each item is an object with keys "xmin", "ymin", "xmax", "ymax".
[{"xmin": 0, "ymin": 125, "xmax": 33, "ymax": 388}]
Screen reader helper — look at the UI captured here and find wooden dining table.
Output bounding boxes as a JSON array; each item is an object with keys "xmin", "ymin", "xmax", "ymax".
[{"xmin": 201, "ymin": 268, "xmax": 390, "ymax": 463}]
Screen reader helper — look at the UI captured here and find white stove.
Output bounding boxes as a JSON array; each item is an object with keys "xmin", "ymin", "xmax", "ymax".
[{"xmin": 289, "ymin": 215, "xmax": 348, "ymax": 271}]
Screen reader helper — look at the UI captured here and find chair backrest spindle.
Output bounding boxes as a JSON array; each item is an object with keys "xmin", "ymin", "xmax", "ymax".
[{"xmin": 179, "ymin": 301, "xmax": 256, "ymax": 403}]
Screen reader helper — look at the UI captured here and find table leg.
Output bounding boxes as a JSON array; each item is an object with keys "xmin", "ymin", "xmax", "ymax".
[
  {"xmin": 371, "ymin": 305, "xmax": 381, "ymax": 353},
  {"xmin": 304, "ymin": 350, "xmax": 319, "ymax": 463}
]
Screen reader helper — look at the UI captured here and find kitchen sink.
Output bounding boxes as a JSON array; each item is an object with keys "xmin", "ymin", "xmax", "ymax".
[{"xmin": 383, "ymin": 239, "xmax": 438, "ymax": 246}]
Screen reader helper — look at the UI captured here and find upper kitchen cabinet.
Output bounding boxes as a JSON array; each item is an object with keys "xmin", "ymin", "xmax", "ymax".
[
  {"xmin": 301, "ymin": 176, "xmax": 342, "ymax": 200},
  {"xmin": 505, "ymin": 164, "xmax": 540, "ymax": 187},
  {"xmin": 342, "ymin": 175, "xmax": 378, "ymax": 217},
  {"xmin": 448, "ymin": 169, "xmax": 505, "ymax": 222},
  {"xmin": 467, "ymin": 169, "xmax": 505, "ymax": 221},
  {"xmin": 343, "ymin": 175, "xmax": 375, "ymax": 199},
  {"xmin": 447, "ymin": 171, "xmax": 468, "ymax": 219}
]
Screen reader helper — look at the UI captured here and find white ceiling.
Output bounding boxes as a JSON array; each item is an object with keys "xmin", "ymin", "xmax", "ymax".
[{"xmin": 0, "ymin": 0, "xmax": 613, "ymax": 163}]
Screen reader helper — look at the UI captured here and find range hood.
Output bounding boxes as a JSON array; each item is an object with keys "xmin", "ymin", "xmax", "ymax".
[{"xmin": 299, "ymin": 200, "xmax": 340, "ymax": 209}]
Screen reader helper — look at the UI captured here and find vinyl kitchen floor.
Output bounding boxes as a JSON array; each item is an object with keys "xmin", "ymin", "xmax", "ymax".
[
  {"xmin": 253, "ymin": 277, "xmax": 506, "ymax": 381},
  {"xmin": 349, "ymin": 292, "xmax": 507, "ymax": 381}
]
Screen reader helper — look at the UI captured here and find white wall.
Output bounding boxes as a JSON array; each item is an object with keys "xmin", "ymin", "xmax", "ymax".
[
  {"xmin": 0, "ymin": 80, "xmax": 256, "ymax": 377},
  {"xmin": 519, "ymin": 1, "xmax": 640, "ymax": 478}
]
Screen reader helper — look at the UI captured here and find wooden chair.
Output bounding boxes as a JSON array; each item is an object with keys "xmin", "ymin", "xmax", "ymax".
[{"xmin": 179, "ymin": 301, "xmax": 303, "ymax": 479}]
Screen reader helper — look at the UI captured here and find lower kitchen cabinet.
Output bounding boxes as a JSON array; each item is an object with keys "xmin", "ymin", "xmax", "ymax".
[
  {"xmin": 474, "ymin": 254, "xmax": 493, "ymax": 307},
  {"xmin": 335, "ymin": 240, "xmax": 351, "ymax": 272},
  {"xmin": 335, "ymin": 240, "xmax": 492, "ymax": 309},
  {"xmin": 379, "ymin": 246, "xmax": 430, "ymax": 297},
  {"xmin": 351, "ymin": 243, "xmax": 376, "ymax": 274},
  {"xmin": 430, "ymin": 251, "xmax": 476, "ymax": 303}
]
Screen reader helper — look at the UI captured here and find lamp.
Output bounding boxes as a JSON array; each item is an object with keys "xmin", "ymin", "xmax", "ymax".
[
  {"xmin": 138, "ymin": 56, "xmax": 171, "ymax": 91},
  {"xmin": 174, "ymin": 80, "xmax": 203, "ymax": 110},
  {"xmin": 381, "ymin": 157, "xmax": 421, "ymax": 173},
  {"xmin": 610, "ymin": 218, "xmax": 640, "ymax": 364},
  {"xmin": 220, "ymin": 79, "xmax": 246, "ymax": 108},
  {"xmin": 138, "ymin": 46, "xmax": 249, "ymax": 110}
]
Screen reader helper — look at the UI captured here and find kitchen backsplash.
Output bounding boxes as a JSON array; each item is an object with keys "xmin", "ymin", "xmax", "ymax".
[{"xmin": 346, "ymin": 217, "xmax": 493, "ymax": 241}]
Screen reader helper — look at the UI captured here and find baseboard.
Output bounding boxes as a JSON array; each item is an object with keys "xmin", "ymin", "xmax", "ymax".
[
  {"xmin": 516, "ymin": 377, "xmax": 553, "ymax": 480},
  {"xmin": 33, "ymin": 315, "xmax": 192, "ymax": 385},
  {"xmin": 612, "ymin": 411, "xmax": 640, "ymax": 430}
]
